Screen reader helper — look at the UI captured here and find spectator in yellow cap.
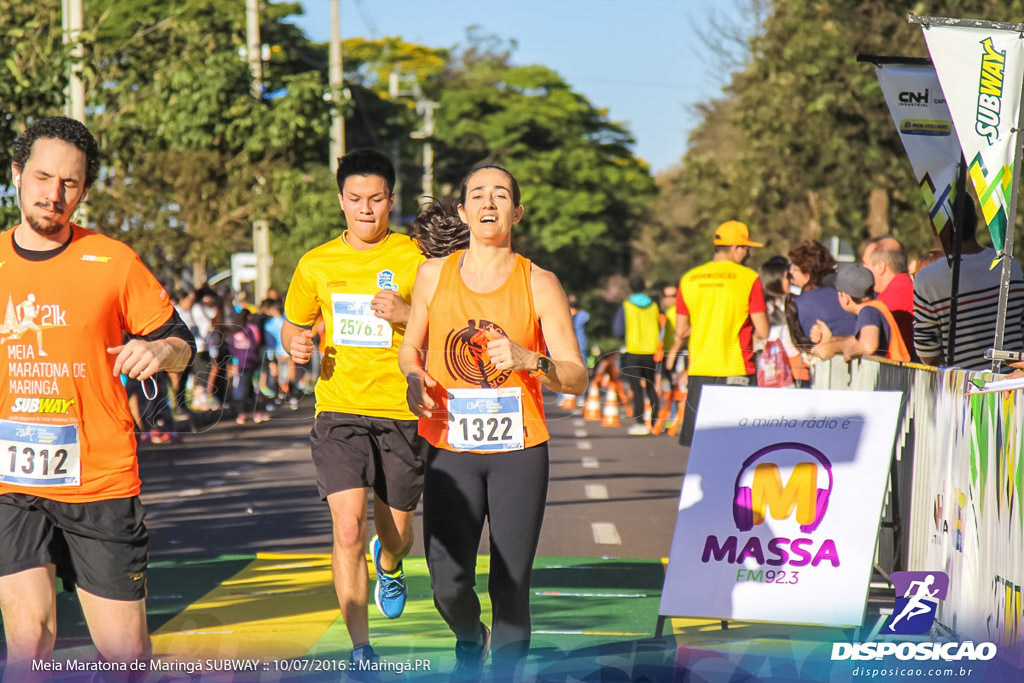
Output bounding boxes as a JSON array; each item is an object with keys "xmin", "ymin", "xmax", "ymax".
[{"xmin": 666, "ymin": 220, "xmax": 769, "ymax": 447}]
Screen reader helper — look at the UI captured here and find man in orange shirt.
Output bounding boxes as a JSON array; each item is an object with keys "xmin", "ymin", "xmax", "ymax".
[{"xmin": 0, "ymin": 117, "xmax": 194, "ymax": 678}]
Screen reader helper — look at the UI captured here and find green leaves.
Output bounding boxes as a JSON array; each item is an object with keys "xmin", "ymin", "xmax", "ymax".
[{"xmin": 1, "ymin": 3, "xmax": 655, "ymax": 308}]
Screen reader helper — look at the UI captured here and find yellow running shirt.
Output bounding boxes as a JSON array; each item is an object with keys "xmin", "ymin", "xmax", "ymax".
[{"xmin": 285, "ymin": 231, "xmax": 424, "ymax": 419}]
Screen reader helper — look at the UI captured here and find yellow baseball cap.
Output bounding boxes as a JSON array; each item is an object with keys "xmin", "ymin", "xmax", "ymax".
[{"xmin": 713, "ymin": 220, "xmax": 763, "ymax": 247}]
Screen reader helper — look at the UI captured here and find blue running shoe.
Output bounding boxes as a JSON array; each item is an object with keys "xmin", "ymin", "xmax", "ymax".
[{"xmin": 371, "ymin": 535, "xmax": 407, "ymax": 619}]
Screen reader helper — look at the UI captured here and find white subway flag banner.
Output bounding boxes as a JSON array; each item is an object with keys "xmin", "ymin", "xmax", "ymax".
[
  {"xmin": 875, "ymin": 64, "xmax": 960, "ymax": 235},
  {"xmin": 922, "ymin": 25, "xmax": 1024, "ymax": 259}
]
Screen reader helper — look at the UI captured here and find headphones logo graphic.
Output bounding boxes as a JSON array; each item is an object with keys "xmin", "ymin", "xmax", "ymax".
[{"xmin": 732, "ymin": 442, "xmax": 834, "ymax": 534}]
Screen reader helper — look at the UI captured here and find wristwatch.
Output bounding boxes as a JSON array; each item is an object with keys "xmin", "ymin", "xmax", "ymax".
[{"xmin": 530, "ymin": 355, "xmax": 552, "ymax": 378}]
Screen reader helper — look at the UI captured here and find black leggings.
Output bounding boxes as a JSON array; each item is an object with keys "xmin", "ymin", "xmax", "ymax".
[
  {"xmin": 621, "ymin": 352, "xmax": 659, "ymax": 424},
  {"xmin": 423, "ymin": 442, "xmax": 549, "ymax": 672}
]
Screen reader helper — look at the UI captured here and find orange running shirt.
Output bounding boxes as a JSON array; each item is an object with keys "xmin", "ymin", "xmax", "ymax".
[
  {"xmin": 0, "ymin": 225, "xmax": 174, "ymax": 502},
  {"xmin": 419, "ymin": 251, "xmax": 550, "ymax": 452}
]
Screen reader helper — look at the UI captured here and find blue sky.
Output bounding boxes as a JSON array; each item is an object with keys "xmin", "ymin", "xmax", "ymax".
[{"xmin": 287, "ymin": 0, "xmax": 750, "ymax": 175}]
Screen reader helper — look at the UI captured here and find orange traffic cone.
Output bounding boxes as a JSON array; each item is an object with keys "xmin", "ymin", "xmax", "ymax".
[
  {"xmin": 642, "ymin": 389, "xmax": 653, "ymax": 430},
  {"xmin": 666, "ymin": 370, "xmax": 689, "ymax": 437},
  {"xmin": 614, "ymin": 380, "xmax": 634, "ymax": 418},
  {"xmin": 583, "ymin": 383, "xmax": 603, "ymax": 421},
  {"xmin": 560, "ymin": 393, "xmax": 576, "ymax": 410},
  {"xmin": 601, "ymin": 386, "xmax": 621, "ymax": 427},
  {"xmin": 651, "ymin": 386, "xmax": 673, "ymax": 436}
]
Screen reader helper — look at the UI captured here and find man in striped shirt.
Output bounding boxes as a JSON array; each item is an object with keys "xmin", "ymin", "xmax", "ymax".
[{"xmin": 913, "ymin": 201, "xmax": 1024, "ymax": 370}]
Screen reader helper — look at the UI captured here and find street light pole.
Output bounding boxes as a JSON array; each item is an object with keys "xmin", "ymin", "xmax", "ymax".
[
  {"xmin": 329, "ymin": 0, "xmax": 346, "ymax": 173},
  {"xmin": 245, "ymin": 0, "xmax": 262, "ymax": 98},
  {"xmin": 63, "ymin": 0, "xmax": 87, "ymax": 226},
  {"xmin": 245, "ymin": 0, "xmax": 271, "ymax": 302},
  {"xmin": 411, "ymin": 100, "xmax": 438, "ymax": 205},
  {"xmin": 62, "ymin": 0, "xmax": 85, "ymax": 123}
]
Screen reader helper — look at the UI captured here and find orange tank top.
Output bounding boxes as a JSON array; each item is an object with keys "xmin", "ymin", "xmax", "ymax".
[{"xmin": 419, "ymin": 251, "xmax": 549, "ymax": 452}]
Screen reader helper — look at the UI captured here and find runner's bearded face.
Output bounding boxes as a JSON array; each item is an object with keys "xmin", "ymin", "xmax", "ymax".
[
  {"xmin": 457, "ymin": 168, "xmax": 524, "ymax": 242},
  {"xmin": 339, "ymin": 174, "xmax": 393, "ymax": 249},
  {"xmin": 14, "ymin": 138, "xmax": 87, "ymax": 239}
]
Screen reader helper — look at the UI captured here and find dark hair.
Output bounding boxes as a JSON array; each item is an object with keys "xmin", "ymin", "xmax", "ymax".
[
  {"xmin": 336, "ymin": 148, "xmax": 396, "ymax": 195},
  {"xmin": 411, "ymin": 197, "xmax": 469, "ymax": 259},
  {"xmin": 862, "ymin": 235, "xmax": 908, "ymax": 274},
  {"xmin": 459, "ymin": 164, "xmax": 521, "ymax": 207},
  {"xmin": 629, "ymin": 276, "xmax": 646, "ymax": 294},
  {"xmin": 759, "ymin": 255, "xmax": 790, "ymax": 301},
  {"xmin": 788, "ymin": 240, "xmax": 836, "ymax": 288},
  {"xmin": 12, "ymin": 116, "xmax": 100, "ymax": 189}
]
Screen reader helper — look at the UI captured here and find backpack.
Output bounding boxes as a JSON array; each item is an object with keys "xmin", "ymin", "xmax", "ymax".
[{"xmin": 757, "ymin": 339, "xmax": 794, "ymax": 388}]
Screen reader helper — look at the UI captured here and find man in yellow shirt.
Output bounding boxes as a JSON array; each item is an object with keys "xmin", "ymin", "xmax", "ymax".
[
  {"xmin": 667, "ymin": 221, "xmax": 769, "ymax": 447},
  {"xmin": 282, "ymin": 149, "xmax": 426, "ymax": 673}
]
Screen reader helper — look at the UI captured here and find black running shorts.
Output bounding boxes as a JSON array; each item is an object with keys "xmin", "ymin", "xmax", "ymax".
[
  {"xmin": 0, "ymin": 493, "xmax": 149, "ymax": 601},
  {"xmin": 310, "ymin": 412, "xmax": 428, "ymax": 511}
]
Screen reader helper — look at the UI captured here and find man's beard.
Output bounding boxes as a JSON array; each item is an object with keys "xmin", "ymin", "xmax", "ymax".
[{"xmin": 26, "ymin": 207, "xmax": 67, "ymax": 236}]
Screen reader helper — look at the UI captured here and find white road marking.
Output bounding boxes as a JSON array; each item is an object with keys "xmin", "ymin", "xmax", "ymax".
[
  {"xmin": 585, "ymin": 484, "xmax": 609, "ymax": 500},
  {"xmin": 576, "ymin": 441, "xmax": 593, "ymax": 450},
  {"xmin": 591, "ymin": 522, "xmax": 622, "ymax": 545},
  {"xmin": 581, "ymin": 457, "xmax": 599, "ymax": 469},
  {"xmin": 574, "ymin": 428, "xmax": 588, "ymax": 438},
  {"xmin": 573, "ymin": 419, "xmax": 585, "ymax": 427}
]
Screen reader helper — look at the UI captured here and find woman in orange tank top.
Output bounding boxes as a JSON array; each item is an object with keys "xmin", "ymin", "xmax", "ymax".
[{"xmin": 399, "ymin": 166, "xmax": 587, "ymax": 680}]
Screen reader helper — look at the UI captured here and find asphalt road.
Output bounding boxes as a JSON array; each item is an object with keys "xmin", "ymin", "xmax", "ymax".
[{"xmin": 138, "ymin": 394, "xmax": 688, "ymax": 562}]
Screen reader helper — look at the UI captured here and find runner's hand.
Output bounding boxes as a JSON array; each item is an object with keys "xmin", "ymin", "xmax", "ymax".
[
  {"xmin": 485, "ymin": 330, "xmax": 534, "ymax": 372},
  {"xmin": 372, "ymin": 290, "xmax": 410, "ymax": 324},
  {"xmin": 107, "ymin": 340, "xmax": 165, "ymax": 380},
  {"xmin": 289, "ymin": 329, "xmax": 315, "ymax": 364},
  {"xmin": 406, "ymin": 370, "xmax": 439, "ymax": 418}
]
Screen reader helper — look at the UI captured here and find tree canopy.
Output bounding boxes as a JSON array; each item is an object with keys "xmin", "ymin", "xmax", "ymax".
[
  {"xmin": 0, "ymin": 1, "xmax": 654, "ymax": 308},
  {"xmin": 649, "ymin": 0, "xmax": 1024, "ymax": 282}
]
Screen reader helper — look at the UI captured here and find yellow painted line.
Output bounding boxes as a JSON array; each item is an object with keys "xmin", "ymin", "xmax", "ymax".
[
  {"xmin": 152, "ymin": 552, "xmax": 346, "ymax": 660},
  {"xmin": 535, "ymin": 630, "xmax": 651, "ymax": 637}
]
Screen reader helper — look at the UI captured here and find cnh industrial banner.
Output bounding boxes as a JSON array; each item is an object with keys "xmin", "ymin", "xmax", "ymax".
[
  {"xmin": 875, "ymin": 63, "xmax": 960, "ymax": 237},
  {"xmin": 922, "ymin": 23, "xmax": 1024, "ymax": 260},
  {"xmin": 659, "ymin": 386, "xmax": 901, "ymax": 627}
]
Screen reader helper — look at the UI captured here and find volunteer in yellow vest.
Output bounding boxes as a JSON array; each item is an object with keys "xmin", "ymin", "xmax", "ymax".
[
  {"xmin": 810, "ymin": 263, "xmax": 911, "ymax": 363},
  {"xmin": 666, "ymin": 220, "xmax": 770, "ymax": 447},
  {"xmin": 282, "ymin": 148, "xmax": 426, "ymax": 672},
  {"xmin": 613, "ymin": 276, "xmax": 661, "ymax": 436},
  {"xmin": 0, "ymin": 117, "xmax": 195, "ymax": 679},
  {"xmin": 399, "ymin": 165, "xmax": 587, "ymax": 681}
]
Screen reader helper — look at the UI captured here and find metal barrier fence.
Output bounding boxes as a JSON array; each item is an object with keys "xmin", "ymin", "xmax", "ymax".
[{"xmin": 814, "ymin": 356, "xmax": 1024, "ymax": 664}]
